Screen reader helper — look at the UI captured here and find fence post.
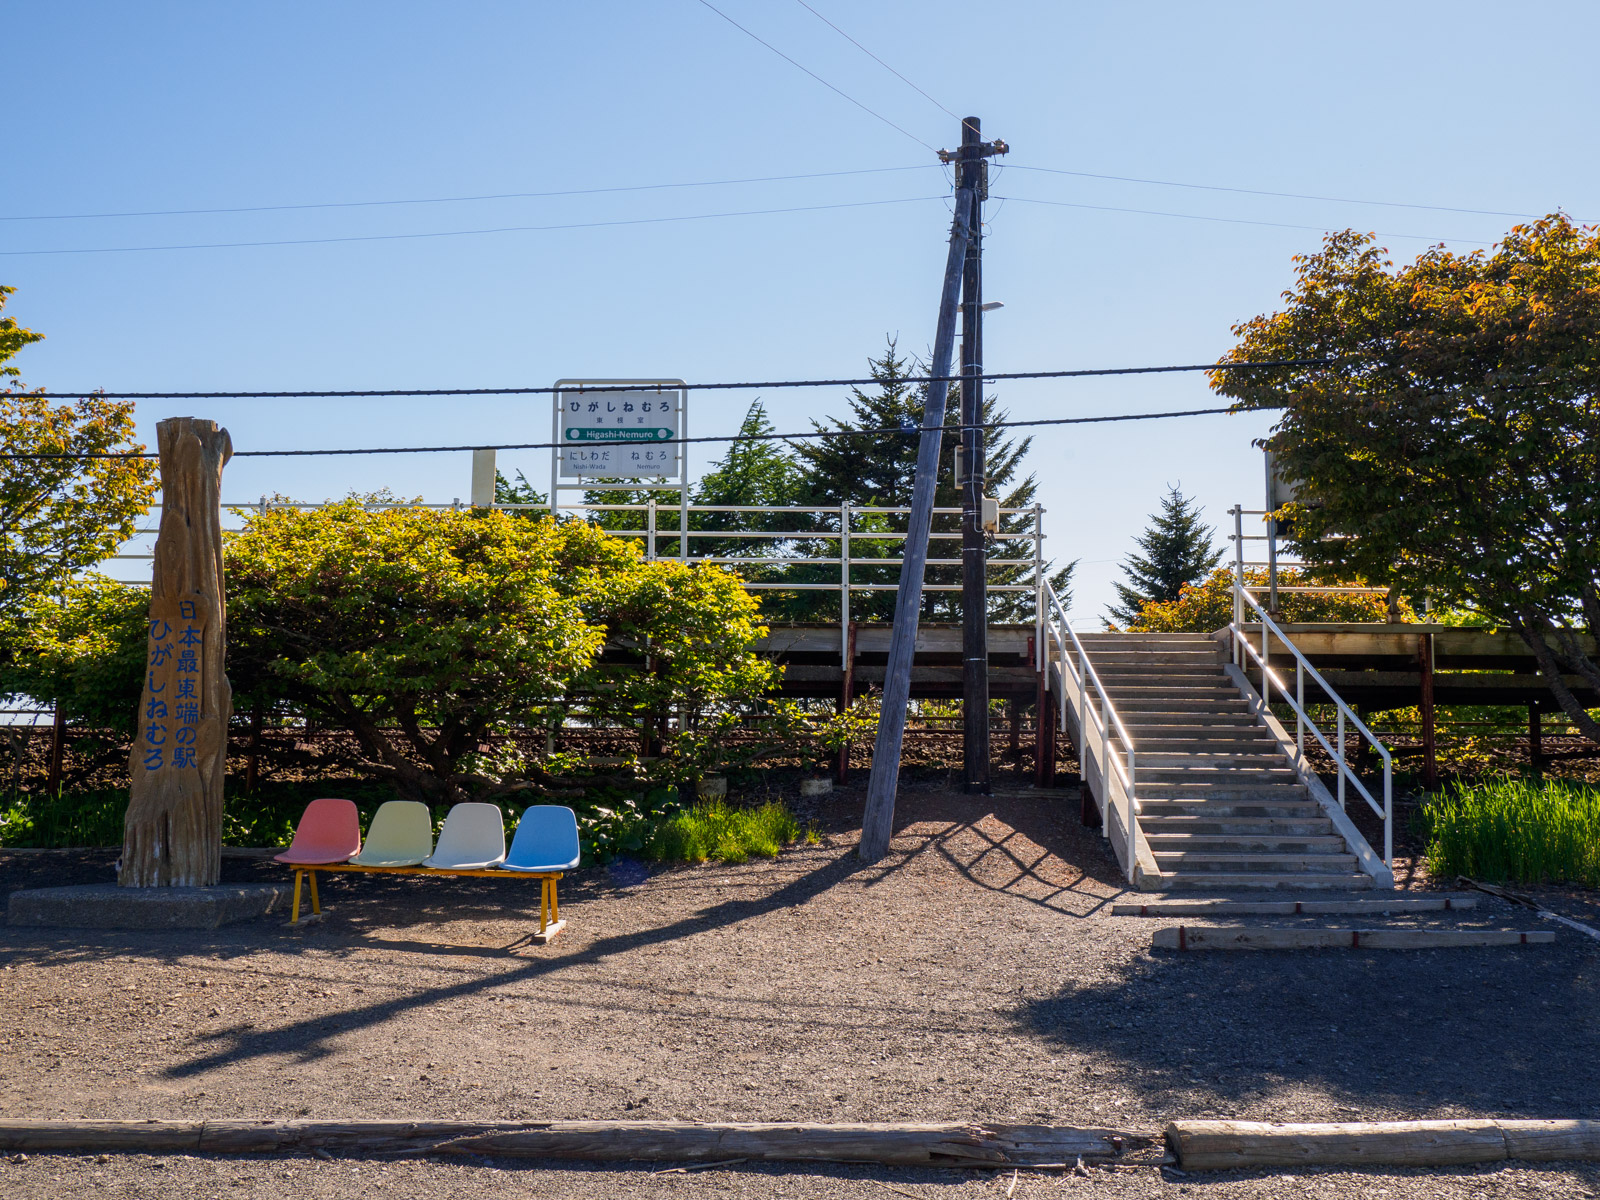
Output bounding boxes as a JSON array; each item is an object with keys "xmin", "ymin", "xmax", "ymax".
[{"xmin": 840, "ymin": 502, "xmax": 851, "ymax": 664}]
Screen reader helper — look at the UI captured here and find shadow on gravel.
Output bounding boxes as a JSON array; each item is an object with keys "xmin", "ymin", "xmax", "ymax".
[
  {"xmin": 0, "ymin": 846, "xmax": 866, "ymax": 1081},
  {"xmin": 1015, "ymin": 932, "xmax": 1600, "ymax": 1119}
]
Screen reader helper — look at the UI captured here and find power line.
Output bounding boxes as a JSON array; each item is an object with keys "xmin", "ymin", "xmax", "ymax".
[
  {"xmin": 0, "ymin": 194, "xmax": 945, "ymax": 258},
  {"xmin": 1006, "ymin": 163, "xmax": 1575, "ymax": 222},
  {"xmin": 993, "ymin": 194, "xmax": 1493, "ymax": 245},
  {"xmin": 691, "ymin": 0, "xmax": 938, "ymax": 153},
  {"xmin": 0, "ymin": 405, "xmax": 1255, "ymax": 460},
  {"xmin": 789, "ymin": 0, "xmax": 976, "ymax": 139},
  {"xmin": 0, "ymin": 165, "xmax": 937, "ymax": 223},
  {"xmin": 19, "ymin": 359, "xmax": 1335, "ymax": 400}
]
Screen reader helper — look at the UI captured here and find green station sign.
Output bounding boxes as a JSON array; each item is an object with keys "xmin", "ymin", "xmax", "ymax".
[{"xmin": 563, "ymin": 427, "xmax": 675, "ymax": 443}]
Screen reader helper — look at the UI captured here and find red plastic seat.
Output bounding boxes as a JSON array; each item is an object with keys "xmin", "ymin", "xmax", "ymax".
[{"xmin": 274, "ymin": 798, "xmax": 362, "ymax": 865}]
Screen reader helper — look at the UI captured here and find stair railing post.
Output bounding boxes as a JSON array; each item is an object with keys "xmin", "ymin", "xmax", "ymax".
[
  {"xmin": 1231, "ymin": 506, "xmax": 1244, "ymax": 668},
  {"xmin": 1336, "ymin": 707, "xmax": 1346, "ymax": 811},
  {"xmin": 1295, "ymin": 660, "xmax": 1305, "ymax": 767},
  {"xmin": 1383, "ymin": 756, "xmax": 1393, "ymax": 866},
  {"xmin": 1124, "ymin": 743, "xmax": 1136, "ymax": 882},
  {"xmin": 1099, "ymin": 688, "xmax": 1112, "ymax": 857}
]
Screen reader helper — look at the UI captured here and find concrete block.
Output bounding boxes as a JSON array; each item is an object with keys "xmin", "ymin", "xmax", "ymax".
[{"xmin": 6, "ymin": 883, "xmax": 289, "ymax": 930}]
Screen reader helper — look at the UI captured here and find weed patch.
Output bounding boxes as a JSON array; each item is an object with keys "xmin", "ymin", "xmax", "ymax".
[
  {"xmin": 1422, "ymin": 776, "xmax": 1600, "ymax": 887},
  {"xmin": 644, "ymin": 799, "xmax": 812, "ymax": 864}
]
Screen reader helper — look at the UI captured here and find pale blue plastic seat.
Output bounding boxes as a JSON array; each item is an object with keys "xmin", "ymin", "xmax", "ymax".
[
  {"xmin": 501, "ymin": 806, "xmax": 581, "ymax": 872},
  {"xmin": 422, "ymin": 802, "xmax": 506, "ymax": 870}
]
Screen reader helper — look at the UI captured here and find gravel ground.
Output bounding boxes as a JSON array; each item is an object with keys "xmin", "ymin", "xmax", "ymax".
[
  {"xmin": 1, "ymin": 1154, "xmax": 1598, "ymax": 1200},
  {"xmin": 3, "ymin": 780, "xmax": 1598, "ymax": 1197}
]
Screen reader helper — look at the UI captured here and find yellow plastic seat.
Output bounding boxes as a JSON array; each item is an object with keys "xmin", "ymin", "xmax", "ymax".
[{"xmin": 349, "ymin": 800, "xmax": 434, "ymax": 867}]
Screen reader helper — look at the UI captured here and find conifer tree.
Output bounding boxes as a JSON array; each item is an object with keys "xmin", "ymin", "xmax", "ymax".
[
  {"xmin": 781, "ymin": 338, "xmax": 1072, "ymax": 622},
  {"xmin": 1107, "ymin": 485, "xmax": 1222, "ymax": 627}
]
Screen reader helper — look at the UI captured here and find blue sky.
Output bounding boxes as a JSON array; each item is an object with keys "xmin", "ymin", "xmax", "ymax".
[{"xmin": 6, "ymin": 1, "xmax": 1597, "ymax": 623}]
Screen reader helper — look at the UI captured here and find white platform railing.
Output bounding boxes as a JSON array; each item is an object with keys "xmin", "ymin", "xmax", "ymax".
[{"xmin": 104, "ymin": 498, "xmax": 1051, "ymax": 666}]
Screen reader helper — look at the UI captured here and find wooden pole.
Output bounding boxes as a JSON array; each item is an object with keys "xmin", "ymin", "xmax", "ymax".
[
  {"xmin": 1008, "ymin": 698, "xmax": 1021, "ymax": 758},
  {"xmin": 1167, "ymin": 1119, "xmax": 1600, "ymax": 1171},
  {"xmin": 46, "ymin": 705, "xmax": 66, "ymax": 795},
  {"xmin": 958, "ymin": 117, "xmax": 991, "ymax": 797},
  {"xmin": 1417, "ymin": 633, "xmax": 1438, "ymax": 789},
  {"xmin": 834, "ymin": 622, "xmax": 856, "ymax": 785},
  {"xmin": 245, "ymin": 701, "xmax": 263, "ymax": 793},
  {"xmin": 120, "ymin": 417, "xmax": 233, "ymax": 888},
  {"xmin": 1529, "ymin": 703, "xmax": 1544, "ymax": 773},
  {"xmin": 0, "ymin": 1118, "xmax": 1138, "ymax": 1166},
  {"xmin": 859, "ymin": 187, "xmax": 974, "ymax": 863}
]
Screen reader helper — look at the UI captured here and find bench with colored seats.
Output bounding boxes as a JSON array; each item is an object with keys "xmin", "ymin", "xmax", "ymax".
[{"xmin": 274, "ymin": 798, "xmax": 581, "ymax": 940}]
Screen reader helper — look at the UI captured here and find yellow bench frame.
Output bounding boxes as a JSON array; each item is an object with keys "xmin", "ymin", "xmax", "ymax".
[{"xmin": 286, "ymin": 863, "xmax": 566, "ymax": 942}]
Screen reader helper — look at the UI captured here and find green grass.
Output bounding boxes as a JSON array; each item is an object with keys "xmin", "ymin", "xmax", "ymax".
[
  {"xmin": 643, "ymin": 799, "xmax": 812, "ymax": 864},
  {"xmin": 1422, "ymin": 777, "xmax": 1600, "ymax": 887}
]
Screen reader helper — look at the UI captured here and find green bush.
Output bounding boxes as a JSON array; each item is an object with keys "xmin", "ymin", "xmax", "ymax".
[
  {"xmin": 1422, "ymin": 777, "xmax": 1600, "ymax": 887},
  {"xmin": 643, "ymin": 799, "xmax": 810, "ymax": 864}
]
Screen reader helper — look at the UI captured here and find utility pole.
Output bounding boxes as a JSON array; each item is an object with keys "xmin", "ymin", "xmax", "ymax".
[
  {"xmin": 942, "ymin": 117, "xmax": 1008, "ymax": 795},
  {"xmin": 859, "ymin": 187, "xmax": 974, "ymax": 863}
]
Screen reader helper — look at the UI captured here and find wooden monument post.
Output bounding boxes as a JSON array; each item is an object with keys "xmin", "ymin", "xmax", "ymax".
[{"xmin": 120, "ymin": 418, "xmax": 233, "ymax": 888}]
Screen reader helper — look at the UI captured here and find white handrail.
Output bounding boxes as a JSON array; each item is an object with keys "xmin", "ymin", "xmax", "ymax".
[
  {"xmin": 1039, "ymin": 579, "xmax": 1139, "ymax": 881},
  {"xmin": 1228, "ymin": 579, "xmax": 1393, "ymax": 865}
]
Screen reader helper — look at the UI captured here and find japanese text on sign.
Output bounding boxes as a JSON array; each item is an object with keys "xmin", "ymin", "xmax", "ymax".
[
  {"xmin": 142, "ymin": 599, "xmax": 203, "ymax": 772},
  {"xmin": 556, "ymin": 389, "xmax": 682, "ymax": 478}
]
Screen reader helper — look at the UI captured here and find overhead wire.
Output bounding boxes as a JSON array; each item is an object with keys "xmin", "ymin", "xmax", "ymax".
[
  {"xmin": 1006, "ymin": 164, "xmax": 1579, "ymax": 223},
  {"xmin": 0, "ymin": 405, "xmax": 1259, "ymax": 460},
  {"xmin": 691, "ymin": 0, "xmax": 938, "ymax": 152},
  {"xmin": 17, "ymin": 359, "xmax": 1336, "ymax": 400},
  {"xmin": 0, "ymin": 194, "xmax": 946, "ymax": 257},
  {"xmin": 991, "ymin": 194, "xmax": 1493, "ymax": 245},
  {"xmin": 0, "ymin": 164, "xmax": 938, "ymax": 223},
  {"xmin": 789, "ymin": 0, "xmax": 978, "ymax": 141}
]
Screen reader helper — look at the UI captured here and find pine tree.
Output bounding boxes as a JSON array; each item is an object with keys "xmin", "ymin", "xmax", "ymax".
[
  {"xmin": 780, "ymin": 338, "xmax": 1073, "ymax": 622},
  {"xmin": 1107, "ymin": 485, "xmax": 1223, "ymax": 627}
]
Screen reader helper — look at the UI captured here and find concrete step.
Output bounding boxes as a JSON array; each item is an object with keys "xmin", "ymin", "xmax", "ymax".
[
  {"xmin": 1140, "ymin": 753, "xmax": 1291, "ymax": 768},
  {"xmin": 1123, "ymin": 717, "xmax": 1265, "ymax": 731},
  {"xmin": 1135, "ymin": 740, "xmax": 1281, "ymax": 754},
  {"xmin": 1155, "ymin": 873, "xmax": 1376, "ymax": 891},
  {"xmin": 1140, "ymin": 816, "xmax": 1335, "ymax": 837},
  {"xmin": 1145, "ymin": 834, "xmax": 1350, "ymax": 854},
  {"xmin": 1139, "ymin": 788, "xmax": 1311, "ymax": 806},
  {"xmin": 1153, "ymin": 852, "xmax": 1359, "ymax": 873},
  {"xmin": 1094, "ymin": 664, "xmax": 1227, "ymax": 678},
  {"xmin": 1080, "ymin": 634, "xmax": 1213, "ymax": 645},
  {"xmin": 1114, "ymin": 698, "xmax": 1253, "ymax": 712},
  {"xmin": 1080, "ymin": 652, "xmax": 1222, "ymax": 666},
  {"xmin": 1139, "ymin": 799, "xmax": 1324, "ymax": 818},
  {"xmin": 1139, "ymin": 767, "xmax": 1302, "ymax": 785}
]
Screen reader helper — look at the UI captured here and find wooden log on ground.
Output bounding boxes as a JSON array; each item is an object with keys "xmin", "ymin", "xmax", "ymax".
[
  {"xmin": 121, "ymin": 417, "xmax": 233, "ymax": 887},
  {"xmin": 1167, "ymin": 1119, "xmax": 1600, "ymax": 1170},
  {"xmin": 0, "ymin": 1119, "xmax": 1142, "ymax": 1165},
  {"xmin": 1113, "ymin": 897, "xmax": 1479, "ymax": 917},
  {"xmin": 1152, "ymin": 926, "xmax": 1554, "ymax": 951}
]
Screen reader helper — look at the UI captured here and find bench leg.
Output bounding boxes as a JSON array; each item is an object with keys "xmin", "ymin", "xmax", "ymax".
[
  {"xmin": 291, "ymin": 870, "xmax": 304, "ymax": 924},
  {"xmin": 550, "ymin": 878, "xmax": 559, "ymax": 925},
  {"xmin": 308, "ymin": 869, "xmax": 321, "ymax": 916}
]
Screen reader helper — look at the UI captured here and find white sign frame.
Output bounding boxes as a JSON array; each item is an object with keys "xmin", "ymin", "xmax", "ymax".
[{"xmin": 550, "ymin": 378, "xmax": 689, "ymax": 559}]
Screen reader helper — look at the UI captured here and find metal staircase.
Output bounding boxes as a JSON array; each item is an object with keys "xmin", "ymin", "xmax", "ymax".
[{"xmin": 1038, "ymin": 580, "xmax": 1393, "ymax": 892}]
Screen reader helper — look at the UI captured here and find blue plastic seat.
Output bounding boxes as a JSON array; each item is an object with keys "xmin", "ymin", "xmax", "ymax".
[{"xmin": 501, "ymin": 805, "xmax": 581, "ymax": 872}]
